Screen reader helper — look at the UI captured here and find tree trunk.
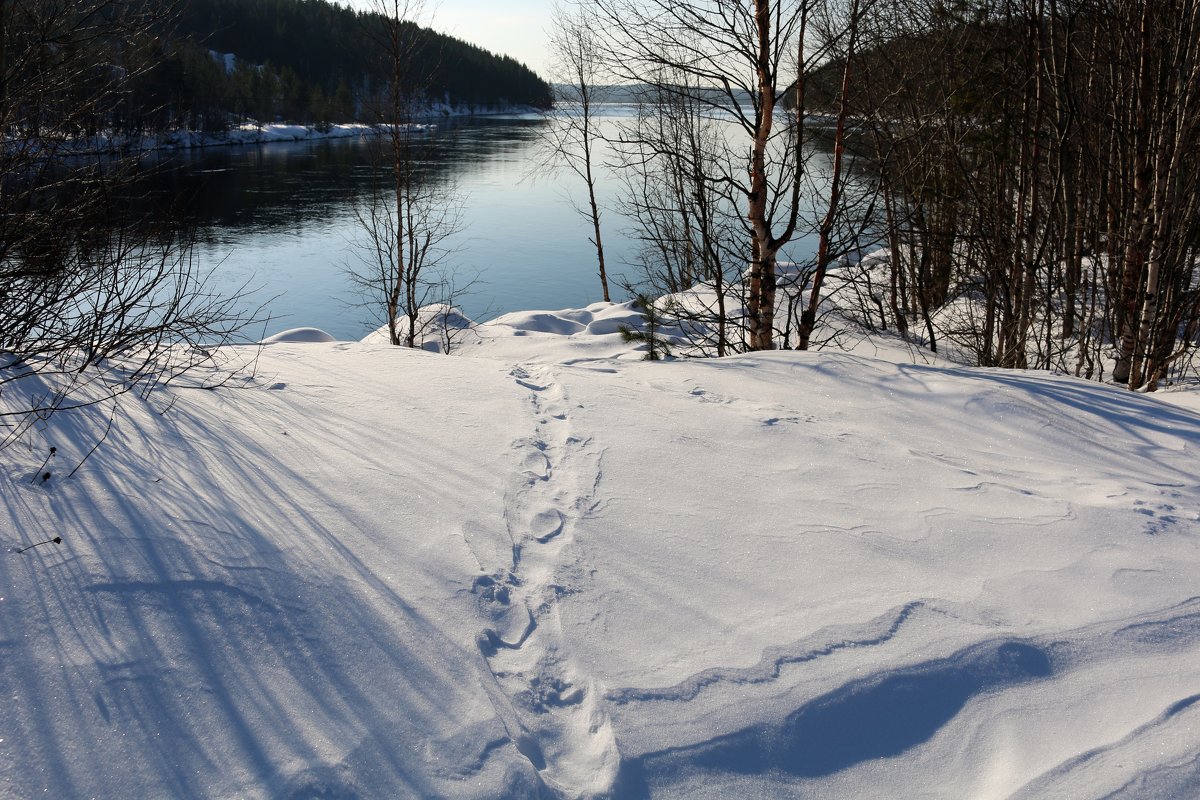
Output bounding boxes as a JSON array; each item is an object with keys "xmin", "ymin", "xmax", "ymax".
[
  {"xmin": 798, "ymin": 0, "xmax": 859, "ymax": 351},
  {"xmin": 745, "ymin": 0, "xmax": 778, "ymax": 352}
]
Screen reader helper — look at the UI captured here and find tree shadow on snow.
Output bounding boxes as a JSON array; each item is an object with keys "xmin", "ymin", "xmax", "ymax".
[{"xmin": 0, "ymin": 382, "xmax": 545, "ymax": 800}]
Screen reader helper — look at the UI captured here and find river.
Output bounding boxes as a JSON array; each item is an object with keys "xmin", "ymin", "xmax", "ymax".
[{"xmin": 158, "ymin": 110, "xmax": 833, "ymax": 341}]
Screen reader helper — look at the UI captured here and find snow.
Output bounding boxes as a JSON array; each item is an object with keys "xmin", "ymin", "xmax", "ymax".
[
  {"xmin": 209, "ymin": 50, "xmax": 238, "ymax": 75},
  {"xmin": 32, "ymin": 106, "xmax": 546, "ymax": 157},
  {"xmin": 140, "ymin": 123, "xmax": 391, "ymax": 151},
  {"xmin": 260, "ymin": 326, "xmax": 339, "ymax": 344},
  {"xmin": 3, "ymin": 303, "xmax": 1200, "ymax": 798}
]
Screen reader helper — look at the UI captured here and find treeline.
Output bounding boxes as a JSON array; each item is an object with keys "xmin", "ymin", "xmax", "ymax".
[
  {"xmin": 175, "ymin": 0, "xmax": 552, "ymax": 121},
  {"xmin": 39, "ymin": 0, "xmax": 553, "ymax": 135},
  {"xmin": 552, "ymin": 0, "xmax": 1199, "ymax": 387},
  {"xmin": 823, "ymin": 0, "xmax": 1200, "ymax": 389}
]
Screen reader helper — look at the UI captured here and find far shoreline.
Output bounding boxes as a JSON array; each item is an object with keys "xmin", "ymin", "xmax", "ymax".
[{"xmin": 48, "ymin": 105, "xmax": 549, "ymax": 158}]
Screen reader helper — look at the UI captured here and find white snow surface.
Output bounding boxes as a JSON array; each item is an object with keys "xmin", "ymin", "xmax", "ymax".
[
  {"xmin": 3, "ymin": 304, "xmax": 1200, "ymax": 799},
  {"xmin": 260, "ymin": 326, "xmax": 339, "ymax": 344}
]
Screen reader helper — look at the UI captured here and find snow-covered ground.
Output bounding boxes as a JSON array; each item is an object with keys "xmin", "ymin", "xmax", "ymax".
[
  {"xmin": 3, "ymin": 305, "xmax": 1200, "ymax": 799},
  {"xmin": 38, "ymin": 108, "xmax": 545, "ymax": 156}
]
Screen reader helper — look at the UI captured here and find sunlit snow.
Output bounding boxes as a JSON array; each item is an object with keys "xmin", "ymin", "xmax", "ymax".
[{"xmin": 2, "ymin": 301, "xmax": 1199, "ymax": 798}]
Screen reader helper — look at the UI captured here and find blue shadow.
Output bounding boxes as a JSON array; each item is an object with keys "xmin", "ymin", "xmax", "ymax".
[{"xmin": 616, "ymin": 640, "xmax": 1052, "ymax": 797}]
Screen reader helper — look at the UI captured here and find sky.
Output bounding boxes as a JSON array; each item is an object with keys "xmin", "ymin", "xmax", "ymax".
[{"xmin": 348, "ymin": 0, "xmax": 555, "ymax": 77}]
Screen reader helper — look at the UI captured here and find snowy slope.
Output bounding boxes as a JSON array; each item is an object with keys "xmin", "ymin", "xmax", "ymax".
[{"xmin": 2, "ymin": 314, "xmax": 1200, "ymax": 799}]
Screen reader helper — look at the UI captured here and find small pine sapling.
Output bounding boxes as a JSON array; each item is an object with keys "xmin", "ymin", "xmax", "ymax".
[{"xmin": 620, "ymin": 293, "xmax": 674, "ymax": 361}]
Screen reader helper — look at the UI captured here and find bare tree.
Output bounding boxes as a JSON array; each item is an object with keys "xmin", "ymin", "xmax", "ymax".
[
  {"xmin": 613, "ymin": 78, "xmax": 749, "ymax": 355},
  {"xmin": 0, "ymin": 0, "xmax": 262, "ymax": 445},
  {"xmin": 541, "ymin": 1, "xmax": 612, "ymax": 302},
  {"xmin": 591, "ymin": 0, "xmax": 849, "ymax": 351},
  {"xmin": 350, "ymin": 0, "xmax": 468, "ymax": 348},
  {"xmin": 796, "ymin": 0, "xmax": 868, "ymax": 350},
  {"xmin": 348, "ymin": 168, "xmax": 467, "ymax": 348}
]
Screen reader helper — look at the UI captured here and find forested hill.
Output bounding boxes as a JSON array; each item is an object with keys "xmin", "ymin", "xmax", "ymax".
[{"xmin": 152, "ymin": 0, "xmax": 552, "ymax": 130}]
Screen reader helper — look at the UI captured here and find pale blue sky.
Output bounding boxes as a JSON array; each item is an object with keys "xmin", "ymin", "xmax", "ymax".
[{"xmin": 348, "ymin": 0, "xmax": 555, "ymax": 77}]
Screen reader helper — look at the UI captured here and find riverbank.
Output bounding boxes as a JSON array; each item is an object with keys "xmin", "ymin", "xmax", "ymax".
[{"xmin": 42, "ymin": 105, "xmax": 547, "ymax": 156}]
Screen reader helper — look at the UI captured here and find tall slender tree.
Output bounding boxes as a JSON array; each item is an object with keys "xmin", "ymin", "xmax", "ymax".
[
  {"xmin": 797, "ymin": 0, "xmax": 867, "ymax": 350},
  {"xmin": 592, "ymin": 0, "xmax": 832, "ymax": 351},
  {"xmin": 350, "ymin": 0, "xmax": 465, "ymax": 348},
  {"xmin": 542, "ymin": 1, "xmax": 612, "ymax": 302}
]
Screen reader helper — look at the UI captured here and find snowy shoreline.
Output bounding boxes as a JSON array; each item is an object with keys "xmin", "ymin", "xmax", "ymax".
[{"xmin": 44, "ymin": 105, "xmax": 547, "ymax": 156}]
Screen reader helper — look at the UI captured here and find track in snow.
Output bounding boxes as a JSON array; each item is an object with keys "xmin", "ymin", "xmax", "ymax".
[{"xmin": 471, "ymin": 364, "xmax": 617, "ymax": 798}]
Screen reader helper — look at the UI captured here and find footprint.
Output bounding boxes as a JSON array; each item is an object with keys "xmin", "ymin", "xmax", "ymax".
[
  {"xmin": 532, "ymin": 509, "xmax": 565, "ymax": 543},
  {"xmin": 511, "ymin": 366, "xmax": 549, "ymax": 392},
  {"xmin": 478, "ymin": 606, "xmax": 536, "ymax": 654},
  {"xmin": 522, "ymin": 450, "xmax": 551, "ymax": 479},
  {"xmin": 473, "ymin": 573, "xmax": 515, "ymax": 604},
  {"xmin": 520, "ymin": 674, "xmax": 585, "ymax": 712}
]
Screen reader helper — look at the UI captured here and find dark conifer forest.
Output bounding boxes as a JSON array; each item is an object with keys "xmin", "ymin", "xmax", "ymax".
[{"xmin": 123, "ymin": 0, "xmax": 553, "ymax": 132}]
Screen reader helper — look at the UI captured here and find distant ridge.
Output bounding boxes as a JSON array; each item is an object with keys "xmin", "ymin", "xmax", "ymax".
[
  {"xmin": 152, "ymin": 0, "xmax": 552, "ymax": 129},
  {"xmin": 551, "ymin": 83, "xmax": 754, "ymax": 107}
]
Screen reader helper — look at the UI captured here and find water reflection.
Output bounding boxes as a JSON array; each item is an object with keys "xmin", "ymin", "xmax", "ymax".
[{"xmin": 152, "ymin": 113, "xmax": 839, "ymax": 341}]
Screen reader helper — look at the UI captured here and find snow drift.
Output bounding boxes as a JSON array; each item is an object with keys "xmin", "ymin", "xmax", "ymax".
[{"xmin": 2, "ymin": 310, "xmax": 1199, "ymax": 799}]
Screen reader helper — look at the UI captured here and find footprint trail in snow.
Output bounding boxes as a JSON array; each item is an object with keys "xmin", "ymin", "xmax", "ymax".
[{"xmin": 472, "ymin": 364, "xmax": 618, "ymax": 797}]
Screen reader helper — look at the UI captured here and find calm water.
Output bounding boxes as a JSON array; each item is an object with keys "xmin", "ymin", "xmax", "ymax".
[{"xmin": 161, "ymin": 112, "xmax": 831, "ymax": 340}]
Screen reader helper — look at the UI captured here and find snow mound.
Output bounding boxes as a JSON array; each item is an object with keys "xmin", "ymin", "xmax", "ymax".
[
  {"xmin": 261, "ymin": 326, "xmax": 338, "ymax": 343},
  {"xmin": 489, "ymin": 301, "xmax": 642, "ymax": 337},
  {"xmin": 360, "ymin": 301, "xmax": 654, "ymax": 362}
]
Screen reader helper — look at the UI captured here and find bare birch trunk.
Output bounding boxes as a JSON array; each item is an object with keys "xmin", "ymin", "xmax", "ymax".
[{"xmin": 746, "ymin": 0, "xmax": 779, "ymax": 352}]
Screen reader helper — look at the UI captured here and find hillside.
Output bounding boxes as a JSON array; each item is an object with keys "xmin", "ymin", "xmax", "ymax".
[
  {"xmin": 2, "ymin": 305, "xmax": 1200, "ymax": 798},
  {"xmin": 122, "ymin": 0, "xmax": 553, "ymax": 132}
]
